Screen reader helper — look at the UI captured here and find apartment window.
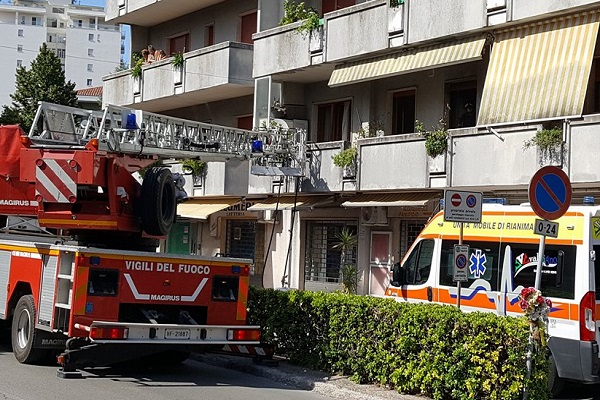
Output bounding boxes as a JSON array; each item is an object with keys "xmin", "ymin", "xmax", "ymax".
[
  {"xmin": 52, "ymin": 7, "xmax": 65, "ymax": 14},
  {"xmin": 89, "ymin": 18, "xmax": 96, "ymax": 29},
  {"xmin": 240, "ymin": 11, "xmax": 257, "ymax": 44},
  {"xmin": 75, "ymin": 19, "xmax": 83, "ymax": 28},
  {"xmin": 97, "ymin": 34, "xmax": 101, "ymax": 42},
  {"xmin": 88, "ymin": 48, "xmax": 94, "ymax": 57},
  {"xmin": 20, "ymin": 16, "xmax": 25, "ymax": 25},
  {"xmin": 31, "ymin": 17, "xmax": 39, "ymax": 26},
  {"xmin": 322, "ymin": 0, "xmax": 355, "ymax": 14},
  {"xmin": 89, "ymin": 33, "xmax": 94, "ymax": 42},
  {"xmin": 169, "ymin": 33, "xmax": 190, "ymax": 55},
  {"xmin": 48, "ymin": 35, "xmax": 53, "ymax": 42},
  {"xmin": 87, "ymin": 79, "xmax": 92, "ymax": 86},
  {"xmin": 18, "ymin": 29, "xmax": 23, "ymax": 37},
  {"xmin": 16, "ymin": 60, "xmax": 22, "ymax": 67},
  {"xmin": 87, "ymin": 64, "xmax": 93, "ymax": 72},
  {"xmin": 60, "ymin": 22, "xmax": 65, "ymax": 28},
  {"xmin": 316, "ymin": 100, "xmax": 351, "ymax": 142},
  {"xmin": 17, "ymin": 45, "xmax": 23, "ymax": 53},
  {"xmin": 446, "ymin": 80, "xmax": 477, "ymax": 129},
  {"xmin": 392, "ymin": 89, "xmax": 416, "ymax": 134},
  {"xmin": 205, "ymin": 24, "xmax": 215, "ymax": 47},
  {"xmin": 57, "ymin": 48, "xmax": 65, "ymax": 58}
]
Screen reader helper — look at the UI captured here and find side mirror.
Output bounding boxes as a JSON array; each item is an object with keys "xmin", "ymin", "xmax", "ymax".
[{"xmin": 391, "ymin": 262, "xmax": 405, "ymax": 287}]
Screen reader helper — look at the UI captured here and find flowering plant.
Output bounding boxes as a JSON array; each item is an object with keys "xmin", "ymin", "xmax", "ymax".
[{"xmin": 518, "ymin": 287, "xmax": 552, "ymax": 347}]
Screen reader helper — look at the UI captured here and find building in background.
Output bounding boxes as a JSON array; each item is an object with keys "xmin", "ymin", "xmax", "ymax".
[
  {"xmin": 103, "ymin": 0, "xmax": 600, "ymax": 296},
  {"xmin": 0, "ymin": 0, "xmax": 122, "ymax": 108}
]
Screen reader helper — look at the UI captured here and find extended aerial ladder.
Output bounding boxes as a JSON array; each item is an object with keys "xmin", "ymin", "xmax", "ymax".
[{"xmin": 0, "ymin": 102, "xmax": 307, "ymax": 248}]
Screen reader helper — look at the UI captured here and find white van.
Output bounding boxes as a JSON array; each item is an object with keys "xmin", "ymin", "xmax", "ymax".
[{"xmin": 385, "ymin": 203, "xmax": 600, "ymax": 392}]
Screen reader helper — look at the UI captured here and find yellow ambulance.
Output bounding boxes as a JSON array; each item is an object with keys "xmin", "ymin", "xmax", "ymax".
[{"xmin": 385, "ymin": 202, "xmax": 600, "ymax": 393}]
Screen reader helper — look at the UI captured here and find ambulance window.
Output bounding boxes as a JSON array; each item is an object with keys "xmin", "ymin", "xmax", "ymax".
[
  {"xmin": 509, "ymin": 243, "xmax": 575, "ymax": 299},
  {"xmin": 87, "ymin": 268, "xmax": 119, "ymax": 296},
  {"xmin": 404, "ymin": 239, "xmax": 434, "ymax": 285},
  {"xmin": 439, "ymin": 241, "xmax": 499, "ymax": 289},
  {"xmin": 594, "ymin": 245, "xmax": 600, "ymax": 300}
]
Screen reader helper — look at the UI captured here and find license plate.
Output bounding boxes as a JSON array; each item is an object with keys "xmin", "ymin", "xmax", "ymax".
[{"xmin": 164, "ymin": 329, "xmax": 190, "ymax": 340}]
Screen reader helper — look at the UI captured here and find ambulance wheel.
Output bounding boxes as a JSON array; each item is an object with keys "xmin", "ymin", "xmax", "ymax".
[
  {"xmin": 547, "ymin": 353, "xmax": 564, "ymax": 397},
  {"xmin": 141, "ymin": 167, "xmax": 177, "ymax": 236},
  {"xmin": 11, "ymin": 295, "xmax": 46, "ymax": 364}
]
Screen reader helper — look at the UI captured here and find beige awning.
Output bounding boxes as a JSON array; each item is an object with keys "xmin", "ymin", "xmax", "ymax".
[
  {"xmin": 177, "ymin": 198, "xmax": 241, "ymax": 220},
  {"xmin": 248, "ymin": 196, "xmax": 333, "ymax": 211},
  {"xmin": 328, "ymin": 35, "xmax": 487, "ymax": 87},
  {"xmin": 341, "ymin": 192, "xmax": 434, "ymax": 208},
  {"xmin": 478, "ymin": 12, "xmax": 600, "ymax": 125}
]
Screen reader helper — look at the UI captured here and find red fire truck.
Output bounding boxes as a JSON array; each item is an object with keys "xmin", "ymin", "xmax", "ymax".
[{"xmin": 0, "ymin": 102, "xmax": 304, "ymax": 376}]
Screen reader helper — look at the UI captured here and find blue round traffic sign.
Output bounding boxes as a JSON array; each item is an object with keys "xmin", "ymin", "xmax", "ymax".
[
  {"xmin": 528, "ymin": 166, "xmax": 572, "ymax": 220},
  {"xmin": 455, "ymin": 254, "xmax": 467, "ymax": 269}
]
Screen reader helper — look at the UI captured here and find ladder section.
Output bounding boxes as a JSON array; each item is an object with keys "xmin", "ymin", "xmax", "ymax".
[{"xmin": 27, "ymin": 102, "xmax": 307, "ymax": 175}]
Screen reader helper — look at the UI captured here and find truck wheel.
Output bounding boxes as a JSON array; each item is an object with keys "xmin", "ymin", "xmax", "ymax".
[
  {"xmin": 141, "ymin": 167, "xmax": 177, "ymax": 236},
  {"xmin": 11, "ymin": 295, "xmax": 46, "ymax": 364},
  {"xmin": 548, "ymin": 353, "xmax": 564, "ymax": 397}
]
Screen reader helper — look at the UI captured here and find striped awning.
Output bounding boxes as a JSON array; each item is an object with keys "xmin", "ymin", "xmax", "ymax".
[
  {"xmin": 247, "ymin": 196, "xmax": 333, "ymax": 211},
  {"xmin": 478, "ymin": 12, "xmax": 600, "ymax": 125},
  {"xmin": 328, "ymin": 35, "xmax": 487, "ymax": 87},
  {"xmin": 177, "ymin": 198, "xmax": 241, "ymax": 220},
  {"xmin": 341, "ymin": 192, "xmax": 434, "ymax": 208}
]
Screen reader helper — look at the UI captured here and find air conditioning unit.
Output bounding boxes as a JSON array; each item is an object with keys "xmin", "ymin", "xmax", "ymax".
[{"xmin": 361, "ymin": 206, "xmax": 388, "ymax": 226}]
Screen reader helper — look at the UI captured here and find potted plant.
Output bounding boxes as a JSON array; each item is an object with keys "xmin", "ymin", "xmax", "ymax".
[
  {"xmin": 332, "ymin": 227, "xmax": 358, "ymax": 294},
  {"xmin": 523, "ymin": 126, "xmax": 564, "ymax": 165},
  {"xmin": 332, "ymin": 145, "xmax": 357, "ymax": 178},
  {"xmin": 130, "ymin": 52, "xmax": 144, "ymax": 79},
  {"xmin": 279, "ymin": 0, "xmax": 321, "ymax": 36},
  {"xmin": 390, "ymin": 0, "xmax": 405, "ymax": 8},
  {"xmin": 415, "ymin": 119, "xmax": 448, "ymax": 159},
  {"xmin": 181, "ymin": 159, "xmax": 207, "ymax": 185}
]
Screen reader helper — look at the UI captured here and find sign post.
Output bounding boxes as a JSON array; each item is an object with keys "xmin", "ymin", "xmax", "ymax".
[
  {"xmin": 444, "ymin": 190, "xmax": 482, "ymax": 308},
  {"xmin": 528, "ymin": 166, "xmax": 571, "ymax": 289}
]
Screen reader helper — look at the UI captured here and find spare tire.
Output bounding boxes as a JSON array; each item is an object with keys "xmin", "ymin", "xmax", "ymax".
[{"xmin": 140, "ymin": 167, "xmax": 177, "ymax": 236}]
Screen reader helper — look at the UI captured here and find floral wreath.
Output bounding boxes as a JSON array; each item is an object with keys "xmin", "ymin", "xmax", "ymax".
[{"xmin": 518, "ymin": 287, "xmax": 552, "ymax": 347}]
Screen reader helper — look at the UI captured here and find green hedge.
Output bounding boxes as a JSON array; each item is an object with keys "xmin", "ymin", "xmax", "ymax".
[{"xmin": 247, "ymin": 288, "xmax": 549, "ymax": 400}]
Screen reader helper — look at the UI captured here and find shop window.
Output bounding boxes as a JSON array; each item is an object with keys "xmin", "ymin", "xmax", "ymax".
[
  {"xmin": 169, "ymin": 33, "xmax": 190, "ymax": 55},
  {"xmin": 316, "ymin": 100, "xmax": 351, "ymax": 142},
  {"xmin": 322, "ymin": 0, "xmax": 355, "ymax": 14},
  {"xmin": 446, "ymin": 80, "xmax": 477, "ymax": 128},
  {"xmin": 226, "ymin": 220, "xmax": 256, "ymax": 261},
  {"xmin": 392, "ymin": 89, "xmax": 416, "ymax": 134},
  {"xmin": 240, "ymin": 11, "xmax": 257, "ymax": 44}
]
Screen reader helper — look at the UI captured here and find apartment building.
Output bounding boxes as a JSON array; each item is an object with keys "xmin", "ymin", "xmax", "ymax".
[
  {"xmin": 103, "ymin": 0, "xmax": 600, "ymax": 295},
  {"xmin": 0, "ymin": 0, "xmax": 122, "ymax": 108}
]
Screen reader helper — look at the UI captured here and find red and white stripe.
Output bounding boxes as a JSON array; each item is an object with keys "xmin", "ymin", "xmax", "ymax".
[
  {"xmin": 222, "ymin": 344, "xmax": 274, "ymax": 357},
  {"xmin": 35, "ymin": 159, "xmax": 77, "ymax": 203}
]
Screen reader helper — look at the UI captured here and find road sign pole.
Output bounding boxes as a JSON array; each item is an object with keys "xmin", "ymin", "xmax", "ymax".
[
  {"xmin": 457, "ymin": 222, "xmax": 463, "ymax": 309},
  {"xmin": 534, "ymin": 235, "xmax": 546, "ymax": 289}
]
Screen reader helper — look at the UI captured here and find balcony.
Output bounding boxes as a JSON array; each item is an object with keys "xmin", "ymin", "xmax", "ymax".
[
  {"xmin": 103, "ymin": 42, "xmax": 254, "ymax": 112},
  {"xmin": 106, "ymin": 0, "xmax": 225, "ymax": 26}
]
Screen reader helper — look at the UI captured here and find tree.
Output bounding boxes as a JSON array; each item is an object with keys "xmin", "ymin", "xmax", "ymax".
[{"xmin": 0, "ymin": 43, "xmax": 77, "ymax": 131}]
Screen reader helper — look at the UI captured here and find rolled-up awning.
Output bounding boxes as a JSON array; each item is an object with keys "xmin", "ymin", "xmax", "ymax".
[
  {"xmin": 328, "ymin": 35, "xmax": 487, "ymax": 87},
  {"xmin": 248, "ymin": 195, "xmax": 333, "ymax": 211},
  {"xmin": 177, "ymin": 198, "xmax": 241, "ymax": 220},
  {"xmin": 341, "ymin": 192, "xmax": 434, "ymax": 207},
  {"xmin": 478, "ymin": 11, "xmax": 600, "ymax": 125}
]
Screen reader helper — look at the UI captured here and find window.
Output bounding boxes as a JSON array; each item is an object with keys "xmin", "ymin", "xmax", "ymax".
[
  {"xmin": 88, "ymin": 48, "xmax": 94, "ymax": 56},
  {"xmin": 18, "ymin": 29, "xmax": 23, "ymax": 37},
  {"xmin": 304, "ymin": 222, "xmax": 357, "ymax": 284},
  {"xmin": 31, "ymin": 16, "xmax": 38, "ymax": 26},
  {"xmin": 16, "ymin": 60, "xmax": 22, "ymax": 67},
  {"xmin": 240, "ymin": 11, "xmax": 257, "ymax": 44},
  {"xmin": 20, "ymin": 16, "xmax": 25, "ymax": 25},
  {"xmin": 316, "ymin": 100, "xmax": 351, "ymax": 142},
  {"xmin": 205, "ymin": 24, "xmax": 215, "ymax": 47},
  {"xmin": 211, "ymin": 276, "xmax": 239, "ymax": 301},
  {"xmin": 87, "ymin": 269, "xmax": 119, "ymax": 296},
  {"xmin": 446, "ymin": 79, "xmax": 477, "ymax": 129},
  {"xmin": 169, "ymin": 33, "xmax": 190, "ymax": 55},
  {"xmin": 401, "ymin": 239, "xmax": 434, "ymax": 285},
  {"xmin": 87, "ymin": 64, "xmax": 93, "ymax": 72},
  {"xmin": 392, "ymin": 89, "xmax": 416, "ymax": 134},
  {"xmin": 17, "ymin": 45, "xmax": 23, "ymax": 53},
  {"xmin": 322, "ymin": 0, "xmax": 355, "ymax": 14},
  {"xmin": 48, "ymin": 35, "xmax": 53, "ymax": 42},
  {"xmin": 52, "ymin": 7, "xmax": 65, "ymax": 14},
  {"xmin": 440, "ymin": 240, "xmax": 499, "ymax": 288},
  {"xmin": 88, "ymin": 33, "xmax": 94, "ymax": 42},
  {"xmin": 87, "ymin": 79, "xmax": 92, "ymax": 86},
  {"xmin": 75, "ymin": 19, "xmax": 83, "ymax": 28},
  {"xmin": 89, "ymin": 18, "xmax": 96, "ymax": 28},
  {"xmin": 57, "ymin": 48, "xmax": 65, "ymax": 58}
]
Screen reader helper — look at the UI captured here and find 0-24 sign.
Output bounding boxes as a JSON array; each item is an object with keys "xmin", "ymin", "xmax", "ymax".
[{"xmin": 534, "ymin": 219, "xmax": 559, "ymax": 238}]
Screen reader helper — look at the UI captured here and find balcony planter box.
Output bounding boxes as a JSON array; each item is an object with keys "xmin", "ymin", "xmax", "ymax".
[
  {"xmin": 428, "ymin": 153, "xmax": 446, "ymax": 174},
  {"xmin": 309, "ymin": 25, "xmax": 324, "ymax": 53},
  {"xmin": 388, "ymin": 4, "xmax": 404, "ymax": 33},
  {"xmin": 538, "ymin": 144, "xmax": 563, "ymax": 167},
  {"xmin": 133, "ymin": 77, "xmax": 141, "ymax": 95}
]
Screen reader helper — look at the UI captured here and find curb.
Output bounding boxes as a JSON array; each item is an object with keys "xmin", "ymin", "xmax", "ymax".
[{"xmin": 191, "ymin": 353, "xmax": 428, "ymax": 400}]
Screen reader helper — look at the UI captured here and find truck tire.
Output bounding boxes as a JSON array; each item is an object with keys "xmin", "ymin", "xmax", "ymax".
[
  {"xmin": 141, "ymin": 167, "xmax": 177, "ymax": 236},
  {"xmin": 11, "ymin": 295, "xmax": 46, "ymax": 364}
]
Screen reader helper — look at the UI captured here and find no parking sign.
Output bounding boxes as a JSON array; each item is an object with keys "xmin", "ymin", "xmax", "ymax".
[{"xmin": 453, "ymin": 244, "xmax": 469, "ymax": 282}]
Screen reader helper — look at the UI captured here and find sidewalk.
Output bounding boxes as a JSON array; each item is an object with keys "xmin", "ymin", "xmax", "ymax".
[{"xmin": 192, "ymin": 353, "xmax": 429, "ymax": 400}]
